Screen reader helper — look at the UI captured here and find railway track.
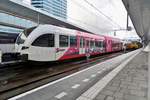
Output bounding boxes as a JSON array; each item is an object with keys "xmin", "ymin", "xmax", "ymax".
[{"xmin": 0, "ymin": 51, "xmax": 128, "ymax": 99}]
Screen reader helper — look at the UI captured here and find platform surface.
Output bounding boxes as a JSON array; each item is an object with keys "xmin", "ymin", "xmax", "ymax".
[{"xmin": 94, "ymin": 51, "xmax": 148, "ymax": 100}]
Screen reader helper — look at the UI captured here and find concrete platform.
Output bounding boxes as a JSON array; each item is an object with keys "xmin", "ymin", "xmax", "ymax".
[
  {"xmin": 78, "ymin": 50, "xmax": 148, "ymax": 100},
  {"xmin": 8, "ymin": 49, "xmax": 141, "ymax": 100},
  {"xmin": 95, "ymin": 51, "xmax": 148, "ymax": 100}
]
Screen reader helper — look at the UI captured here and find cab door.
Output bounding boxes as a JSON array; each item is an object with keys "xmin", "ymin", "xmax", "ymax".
[
  {"xmin": 106, "ymin": 39, "xmax": 112, "ymax": 53},
  {"xmin": 27, "ymin": 34, "xmax": 56, "ymax": 61}
]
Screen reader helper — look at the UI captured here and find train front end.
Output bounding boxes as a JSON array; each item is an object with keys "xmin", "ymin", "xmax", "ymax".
[
  {"xmin": 15, "ymin": 25, "xmax": 70, "ymax": 62},
  {"xmin": 15, "ymin": 27, "xmax": 36, "ymax": 61}
]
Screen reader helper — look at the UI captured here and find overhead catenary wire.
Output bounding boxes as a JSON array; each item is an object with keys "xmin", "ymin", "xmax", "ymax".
[
  {"xmin": 83, "ymin": 0, "xmax": 122, "ymax": 28},
  {"xmin": 68, "ymin": 0, "xmax": 120, "ymax": 32},
  {"xmin": 68, "ymin": 16, "xmax": 104, "ymax": 31}
]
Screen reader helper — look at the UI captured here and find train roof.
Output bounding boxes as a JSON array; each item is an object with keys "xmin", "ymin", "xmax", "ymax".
[
  {"xmin": 38, "ymin": 24, "xmax": 76, "ymax": 35},
  {"xmin": 103, "ymin": 35, "xmax": 122, "ymax": 41},
  {"xmin": 39, "ymin": 24, "xmax": 105, "ymax": 40},
  {"xmin": 78, "ymin": 31, "xmax": 105, "ymax": 40},
  {"xmin": 27, "ymin": 24, "xmax": 105, "ymax": 40}
]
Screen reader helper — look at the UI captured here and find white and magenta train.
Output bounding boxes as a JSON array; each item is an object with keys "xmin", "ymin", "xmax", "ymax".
[{"xmin": 15, "ymin": 24, "xmax": 123, "ymax": 62}]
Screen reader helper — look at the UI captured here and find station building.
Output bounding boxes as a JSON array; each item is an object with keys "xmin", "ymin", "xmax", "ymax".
[{"xmin": 31, "ymin": 0, "xmax": 67, "ymax": 19}]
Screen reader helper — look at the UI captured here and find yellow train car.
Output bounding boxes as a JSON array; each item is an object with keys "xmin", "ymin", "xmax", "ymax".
[{"xmin": 126, "ymin": 41, "xmax": 141, "ymax": 50}]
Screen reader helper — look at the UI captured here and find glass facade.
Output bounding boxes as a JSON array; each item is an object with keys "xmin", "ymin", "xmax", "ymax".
[
  {"xmin": 31, "ymin": 0, "xmax": 67, "ymax": 19},
  {"xmin": 0, "ymin": 12, "xmax": 37, "ymax": 33}
]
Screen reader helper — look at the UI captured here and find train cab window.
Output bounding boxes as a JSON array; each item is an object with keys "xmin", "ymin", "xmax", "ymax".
[
  {"xmin": 24, "ymin": 27, "xmax": 36, "ymax": 37},
  {"xmin": 59, "ymin": 35, "xmax": 68, "ymax": 47},
  {"xmin": 70, "ymin": 36, "xmax": 77, "ymax": 47},
  {"xmin": 32, "ymin": 34, "xmax": 54, "ymax": 47}
]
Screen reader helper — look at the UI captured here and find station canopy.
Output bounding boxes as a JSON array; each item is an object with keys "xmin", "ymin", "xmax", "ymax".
[
  {"xmin": 0, "ymin": 0, "xmax": 128, "ymax": 35},
  {"xmin": 122, "ymin": 0, "xmax": 150, "ymax": 44}
]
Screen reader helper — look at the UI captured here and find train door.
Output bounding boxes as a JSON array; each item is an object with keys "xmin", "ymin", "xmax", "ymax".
[
  {"xmin": 55, "ymin": 34, "xmax": 69, "ymax": 60},
  {"xmin": 79, "ymin": 37, "xmax": 85, "ymax": 54},
  {"xmin": 103, "ymin": 40, "xmax": 106, "ymax": 53},
  {"xmin": 112, "ymin": 40, "xmax": 115, "ymax": 52},
  {"xmin": 110, "ymin": 40, "xmax": 112, "ymax": 52},
  {"xmin": 69, "ymin": 35, "xmax": 79, "ymax": 55},
  {"xmin": 28, "ymin": 34, "xmax": 56, "ymax": 61},
  {"xmin": 85, "ymin": 38, "xmax": 90, "ymax": 53},
  {"xmin": 90, "ymin": 39, "xmax": 95, "ymax": 53},
  {"xmin": 106, "ymin": 39, "xmax": 112, "ymax": 53}
]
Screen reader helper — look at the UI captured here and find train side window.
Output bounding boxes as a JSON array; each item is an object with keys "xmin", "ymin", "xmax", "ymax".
[
  {"xmin": 86, "ymin": 40, "xmax": 89, "ymax": 47},
  {"xmin": 100, "ymin": 41, "xmax": 103, "ymax": 47},
  {"xmin": 32, "ymin": 34, "xmax": 54, "ymax": 47},
  {"xmin": 80, "ymin": 37, "xmax": 83, "ymax": 48},
  {"xmin": 70, "ymin": 36, "xmax": 77, "ymax": 47},
  {"xmin": 59, "ymin": 35, "xmax": 68, "ymax": 47},
  {"xmin": 95, "ymin": 41, "xmax": 103, "ymax": 48},
  {"xmin": 95, "ymin": 41, "xmax": 99, "ymax": 47},
  {"xmin": 83, "ymin": 38, "xmax": 85, "ymax": 47},
  {"xmin": 90, "ymin": 40, "xmax": 94, "ymax": 48}
]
